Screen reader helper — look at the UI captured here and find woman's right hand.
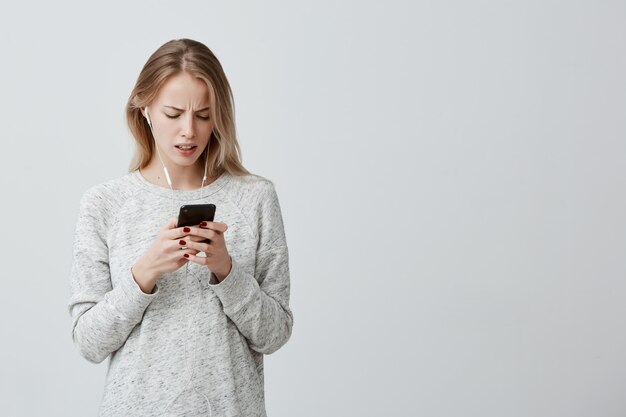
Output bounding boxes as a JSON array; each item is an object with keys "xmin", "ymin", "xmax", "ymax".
[{"xmin": 131, "ymin": 217, "xmax": 199, "ymax": 294}]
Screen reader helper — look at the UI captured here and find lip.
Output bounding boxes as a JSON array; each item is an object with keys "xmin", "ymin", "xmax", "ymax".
[{"xmin": 174, "ymin": 145, "xmax": 197, "ymax": 157}]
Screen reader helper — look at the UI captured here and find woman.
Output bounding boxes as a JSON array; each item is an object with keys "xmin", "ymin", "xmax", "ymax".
[{"xmin": 68, "ymin": 38, "xmax": 293, "ymax": 417}]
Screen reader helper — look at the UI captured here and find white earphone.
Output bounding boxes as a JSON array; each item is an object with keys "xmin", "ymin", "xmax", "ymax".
[
  {"xmin": 143, "ymin": 106, "xmax": 214, "ymax": 416},
  {"xmin": 145, "ymin": 107, "xmax": 173, "ymax": 187},
  {"xmin": 144, "ymin": 106, "xmax": 209, "ymax": 197}
]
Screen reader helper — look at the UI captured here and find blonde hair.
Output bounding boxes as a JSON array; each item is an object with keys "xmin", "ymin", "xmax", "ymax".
[{"xmin": 126, "ymin": 39, "xmax": 253, "ymax": 178}]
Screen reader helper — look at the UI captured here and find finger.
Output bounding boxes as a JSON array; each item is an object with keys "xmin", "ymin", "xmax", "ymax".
[
  {"xmin": 186, "ymin": 235, "xmax": 210, "ymax": 243},
  {"xmin": 183, "ymin": 252, "xmax": 210, "ymax": 266},
  {"xmin": 182, "ymin": 238, "xmax": 212, "ymax": 254},
  {"xmin": 186, "ymin": 226, "xmax": 218, "ymax": 242},
  {"xmin": 177, "ymin": 247, "xmax": 201, "ymax": 257},
  {"xmin": 171, "ymin": 238, "xmax": 193, "ymax": 253},
  {"xmin": 161, "ymin": 217, "xmax": 178, "ymax": 231},
  {"xmin": 176, "ymin": 237, "xmax": 204, "ymax": 254},
  {"xmin": 199, "ymin": 221, "xmax": 228, "ymax": 234},
  {"xmin": 175, "ymin": 257, "xmax": 189, "ymax": 268},
  {"xmin": 164, "ymin": 225, "xmax": 194, "ymax": 241},
  {"xmin": 183, "ymin": 235, "xmax": 213, "ymax": 247}
]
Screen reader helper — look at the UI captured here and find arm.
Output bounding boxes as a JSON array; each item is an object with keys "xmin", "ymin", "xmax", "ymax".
[
  {"xmin": 208, "ymin": 182, "xmax": 293, "ymax": 355},
  {"xmin": 67, "ymin": 188, "xmax": 159, "ymax": 364}
]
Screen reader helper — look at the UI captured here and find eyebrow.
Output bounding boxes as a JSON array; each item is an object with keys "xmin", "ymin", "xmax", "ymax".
[{"xmin": 164, "ymin": 106, "xmax": 210, "ymax": 112}]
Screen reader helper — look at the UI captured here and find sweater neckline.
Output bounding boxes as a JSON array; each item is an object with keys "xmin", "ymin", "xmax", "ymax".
[{"xmin": 130, "ymin": 169, "xmax": 231, "ymax": 201}]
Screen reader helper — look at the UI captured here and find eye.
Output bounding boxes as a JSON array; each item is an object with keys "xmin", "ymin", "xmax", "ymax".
[
  {"xmin": 197, "ymin": 115, "xmax": 210, "ymax": 120},
  {"xmin": 165, "ymin": 113, "xmax": 180, "ymax": 119}
]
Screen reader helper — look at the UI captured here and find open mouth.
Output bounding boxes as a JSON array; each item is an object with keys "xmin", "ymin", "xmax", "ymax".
[{"xmin": 175, "ymin": 145, "xmax": 197, "ymax": 151}]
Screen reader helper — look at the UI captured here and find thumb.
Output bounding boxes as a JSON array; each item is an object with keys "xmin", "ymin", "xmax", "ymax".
[{"xmin": 161, "ymin": 217, "xmax": 178, "ymax": 231}]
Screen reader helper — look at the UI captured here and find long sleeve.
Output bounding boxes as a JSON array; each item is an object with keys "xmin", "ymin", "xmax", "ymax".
[
  {"xmin": 66, "ymin": 171, "xmax": 292, "ymax": 415},
  {"xmin": 68, "ymin": 188, "xmax": 159, "ymax": 364},
  {"xmin": 209, "ymin": 181, "xmax": 293, "ymax": 355}
]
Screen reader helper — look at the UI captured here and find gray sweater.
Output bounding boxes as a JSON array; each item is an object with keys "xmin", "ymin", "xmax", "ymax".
[{"xmin": 68, "ymin": 170, "xmax": 293, "ymax": 417}]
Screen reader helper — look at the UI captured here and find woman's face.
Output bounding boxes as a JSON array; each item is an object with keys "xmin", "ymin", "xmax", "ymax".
[{"xmin": 144, "ymin": 71, "xmax": 214, "ymax": 169}]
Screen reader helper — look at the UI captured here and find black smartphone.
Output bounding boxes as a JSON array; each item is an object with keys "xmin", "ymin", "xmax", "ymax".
[{"xmin": 177, "ymin": 204, "xmax": 216, "ymax": 243}]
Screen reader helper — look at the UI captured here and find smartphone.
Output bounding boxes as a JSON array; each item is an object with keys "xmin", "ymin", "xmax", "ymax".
[{"xmin": 177, "ymin": 204, "xmax": 216, "ymax": 243}]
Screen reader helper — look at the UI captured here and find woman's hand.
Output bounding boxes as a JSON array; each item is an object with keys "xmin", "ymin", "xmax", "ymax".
[
  {"xmin": 131, "ymin": 217, "xmax": 200, "ymax": 293},
  {"xmin": 180, "ymin": 221, "xmax": 232, "ymax": 283}
]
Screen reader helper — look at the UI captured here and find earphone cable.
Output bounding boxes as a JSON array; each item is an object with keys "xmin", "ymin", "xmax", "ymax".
[{"xmin": 146, "ymin": 111, "xmax": 213, "ymax": 416}]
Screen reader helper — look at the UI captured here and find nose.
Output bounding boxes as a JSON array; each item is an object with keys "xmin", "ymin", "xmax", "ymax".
[{"xmin": 181, "ymin": 113, "xmax": 196, "ymax": 139}]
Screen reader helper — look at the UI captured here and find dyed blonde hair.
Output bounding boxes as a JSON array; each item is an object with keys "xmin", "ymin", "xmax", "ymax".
[{"xmin": 126, "ymin": 39, "xmax": 253, "ymax": 178}]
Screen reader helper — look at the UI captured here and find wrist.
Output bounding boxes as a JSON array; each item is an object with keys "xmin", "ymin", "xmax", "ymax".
[
  {"xmin": 213, "ymin": 256, "xmax": 232, "ymax": 283},
  {"xmin": 132, "ymin": 258, "xmax": 158, "ymax": 294}
]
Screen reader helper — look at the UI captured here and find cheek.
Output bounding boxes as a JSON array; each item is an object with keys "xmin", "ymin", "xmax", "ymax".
[
  {"xmin": 157, "ymin": 120, "xmax": 178, "ymax": 138},
  {"xmin": 168, "ymin": 121, "xmax": 182, "ymax": 136},
  {"xmin": 201, "ymin": 122, "xmax": 214, "ymax": 139}
]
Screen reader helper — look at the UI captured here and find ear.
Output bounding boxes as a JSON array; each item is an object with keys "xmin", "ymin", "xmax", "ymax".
[{"xmin": 142, "ymin": 107, "xmax": 152, "ymax": 127}]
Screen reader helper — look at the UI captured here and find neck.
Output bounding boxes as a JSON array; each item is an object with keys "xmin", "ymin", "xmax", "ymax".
[{"xmin": 141, "ymin": 158, "xmax": 211, "ymax": 191}]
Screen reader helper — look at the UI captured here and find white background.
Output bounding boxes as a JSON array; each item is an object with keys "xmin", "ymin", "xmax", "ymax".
[{"xmin": 1, "ymin": 1, "xmax": 625, "ymax": 416}]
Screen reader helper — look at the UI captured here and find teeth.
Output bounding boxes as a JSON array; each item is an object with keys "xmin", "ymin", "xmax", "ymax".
[{"xmin": 178, "ymin": 146, "xmax": 194, "ymax": 150}]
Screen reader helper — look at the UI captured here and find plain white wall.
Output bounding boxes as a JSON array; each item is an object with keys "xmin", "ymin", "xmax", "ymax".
[{"xmin": 1, "ymin": 0, "xmax": 625, "ymax": 416}]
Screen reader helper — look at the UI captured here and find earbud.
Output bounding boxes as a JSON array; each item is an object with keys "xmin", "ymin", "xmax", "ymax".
[
  {"xmin": 144, "ymin": 106, "xmax": 209, "ymax": 205},
  {"xmin": 143, "ymin": 104, "xmax": 213, "ymax": 417},
  {"xmin": 144, "ymin": 107, "xmax": 152, "ymax": 128},
  {"xmin": 145, "ymin": 106, "xmax": 172, "ymax": 188}
]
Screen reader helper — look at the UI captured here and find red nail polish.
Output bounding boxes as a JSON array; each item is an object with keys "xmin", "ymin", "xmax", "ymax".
[
  {"xmin": 183, "ymin": 227, "xmax": 191, "ymax": 233},
  {"xmin": 184, "ymin": 253, "xmax": 189, "ymax": 258},
  {"xmin": 179, "ymin": 240, "xmax": 186, "ymax": 245},
  {"xmin": 199, "ymin": 222, "xmax": 207, "ymax": 227}
]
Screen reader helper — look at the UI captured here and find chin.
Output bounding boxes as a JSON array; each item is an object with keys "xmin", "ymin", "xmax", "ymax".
[
  {"xmin": 176, "ymin": 158, "xmax": 201, "ymax": 167},
  {"xmin": 170, "ymin": 150, "xmax": 201, "ymax": 164}
]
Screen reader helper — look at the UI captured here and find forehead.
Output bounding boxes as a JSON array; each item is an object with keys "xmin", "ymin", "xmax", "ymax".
[{"xmin": 154, "ymin": 71, "xmax": 209, "ymax": 105}]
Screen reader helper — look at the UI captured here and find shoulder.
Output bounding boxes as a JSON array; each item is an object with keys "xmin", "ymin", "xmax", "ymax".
[
  {"xmin": 225, "ymin": 173, "xmax": 279, "ymax": 208},
  {"xmin": 226, "ymin": 173, "xmax": 287, "ymax": 247},
  {"xmin": 78, "ymin": 172, "xmax": 136, "ymax": 213}
]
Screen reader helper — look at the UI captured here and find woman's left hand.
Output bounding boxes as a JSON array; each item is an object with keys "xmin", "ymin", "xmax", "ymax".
[{"xmin": 180, "ymin": 221, "xmax": 232, "ymax": 282}]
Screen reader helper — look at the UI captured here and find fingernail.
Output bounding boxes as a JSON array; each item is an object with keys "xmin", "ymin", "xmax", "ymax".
[
  {"xmin": 199, "ymin": 221, "xmax": 207, "ymax": 227},
  {"xmin": 184, "ymin": 254, "xmax": 189, "ymax": 258},
  {"xmin": 179, "ymin": 240, "xmax": 186, "ymax": 245},
  {"xmin": 183, "ymin": 227, "xmax": 191, "ymax": 233}
]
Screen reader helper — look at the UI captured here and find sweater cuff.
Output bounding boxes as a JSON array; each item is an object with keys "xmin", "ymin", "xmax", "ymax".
[
  {"xmin": 208, "ymin": 257, "xmax": 259, "ymax": 316},
  {"xmin": 108, "ymin": 268, "xmax": 160, "ymax": 321}
]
